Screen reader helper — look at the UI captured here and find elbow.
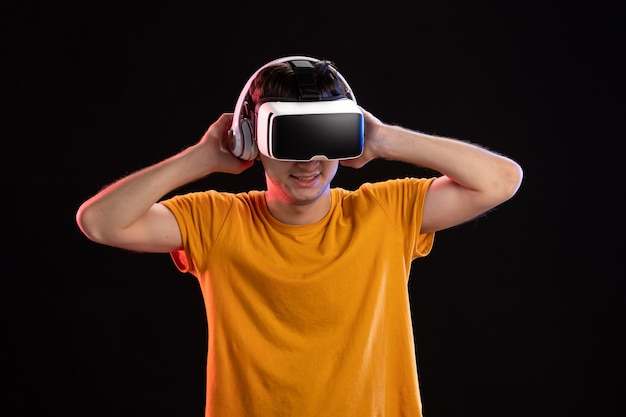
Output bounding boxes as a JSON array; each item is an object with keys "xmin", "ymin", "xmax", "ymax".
[
  {"xmin": 496, "ymin": 158, "xmax": 524, "ymax": 203},
  {"xmin": 75, "ymin": 201, "xmax": 106, "ymax": 244}
]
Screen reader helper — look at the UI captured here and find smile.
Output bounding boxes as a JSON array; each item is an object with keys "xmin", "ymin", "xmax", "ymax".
[
  {"xmin": 291, "ymin": 173, "xmax": 321, "ymax": 186},
  {"xmin": 295, "ymin": 175, "xmax": 318, "ymax": 181}
]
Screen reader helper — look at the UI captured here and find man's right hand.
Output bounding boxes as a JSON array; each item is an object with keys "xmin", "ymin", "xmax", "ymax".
[{"xmin": 196, "ymin": 113, "xmax": 255, "ymax": 175}]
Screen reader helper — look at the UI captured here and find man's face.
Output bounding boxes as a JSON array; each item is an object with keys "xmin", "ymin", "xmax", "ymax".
[{"xmin": 260, "ymin": 155, "xmax": 339, "ymax": 205}]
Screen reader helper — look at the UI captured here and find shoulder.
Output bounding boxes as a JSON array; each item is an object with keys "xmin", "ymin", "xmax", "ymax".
[
  {"xmin": 334, "ymin": 177, "xmax": 435, "ymax": 199},
  {"xmin": 161, "ymin": 189, "xmax": 265, "ymax": 211},
  {"xmin": 330, "ymin": 178, "xmax": 435, "ymax": 217}
]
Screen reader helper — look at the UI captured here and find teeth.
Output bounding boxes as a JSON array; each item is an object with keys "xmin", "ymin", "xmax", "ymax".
[{"xmin": 298, "ymin": 176, "xmax": 315, "ymax": 181}]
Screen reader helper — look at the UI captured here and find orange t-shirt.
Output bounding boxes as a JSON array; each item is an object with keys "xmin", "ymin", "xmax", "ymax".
[{"xmin": 161, "ymin": 177, "xmax": 435, "ymax": 417}]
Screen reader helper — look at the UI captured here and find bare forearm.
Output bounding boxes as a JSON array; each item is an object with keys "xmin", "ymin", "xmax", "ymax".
[
  {"xmin": 375, "ymin": 124, "xmax": 522, "ymax": 200},
  {"xmin": 76, "ymin": 143, "xmax": 213, "ymax": 242}
]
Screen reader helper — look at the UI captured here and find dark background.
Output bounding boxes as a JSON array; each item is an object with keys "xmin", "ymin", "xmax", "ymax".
[{"xmin": 2, "ymin": 1, "xmax": 624, "ymax": 416}]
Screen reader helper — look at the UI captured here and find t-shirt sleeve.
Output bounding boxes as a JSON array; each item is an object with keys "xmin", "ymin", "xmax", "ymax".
[
  {"xmin": 362, "ymin": 177, "xmax": 436, "ymax": 259},
  {"xmin": 160, "ymin": 190, "xmax": 234, "ymax": 274}
]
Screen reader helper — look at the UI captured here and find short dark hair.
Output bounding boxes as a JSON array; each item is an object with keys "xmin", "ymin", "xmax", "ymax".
[{"xmin": 247, "ymin": 60, "xmax": 348, "ymax": 107}]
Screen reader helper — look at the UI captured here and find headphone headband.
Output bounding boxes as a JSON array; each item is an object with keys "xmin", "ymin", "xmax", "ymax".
[{"xmin": 228, "ymin": 55, "xmax": 358, "ymax": 160}]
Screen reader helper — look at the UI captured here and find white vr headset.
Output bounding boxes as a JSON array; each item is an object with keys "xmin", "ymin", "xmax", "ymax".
[{"xmin": 228, "ymin": 56, "xmax": 364, "ymax": 161}]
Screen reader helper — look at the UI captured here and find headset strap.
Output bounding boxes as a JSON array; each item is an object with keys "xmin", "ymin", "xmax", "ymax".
[{"xmin": 289, "ymin": 60, "xmax": 320, "ymax": 100}]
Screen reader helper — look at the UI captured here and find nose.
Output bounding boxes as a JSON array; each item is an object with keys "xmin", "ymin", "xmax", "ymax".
[{"xmin": 296, "ymin": 160, "xmax": 321, "ymax": 168}]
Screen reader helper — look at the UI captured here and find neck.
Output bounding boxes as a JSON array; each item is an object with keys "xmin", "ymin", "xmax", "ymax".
[{"xmin": 265, "ymin": 191, "xmax": 332, "ymax": 225}]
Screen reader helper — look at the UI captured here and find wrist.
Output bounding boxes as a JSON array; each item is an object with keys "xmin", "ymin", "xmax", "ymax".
[{"xmin": 176, "ymin": 142, "xmax": 218, "ymax": 177}]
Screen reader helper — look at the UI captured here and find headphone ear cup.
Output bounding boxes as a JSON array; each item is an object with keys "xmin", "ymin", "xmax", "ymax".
[
  {"xmin": 228, "ymin": 124, "xmax": 243, "ymax": 157},
  {"xmin": 238, "ymin": 118, "xmax": 258, "ymax": 160}
]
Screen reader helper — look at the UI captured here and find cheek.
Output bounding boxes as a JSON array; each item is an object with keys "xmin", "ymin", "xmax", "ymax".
[
  {"xmin": 263, "ymin": 162, "xmax": 291, "ymax": 181},
  {"xmin": 324, "ymin": 162, "xmax": 339, "ymax": 178}
]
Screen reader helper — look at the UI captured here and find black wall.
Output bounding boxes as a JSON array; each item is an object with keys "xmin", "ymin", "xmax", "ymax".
[{"xmin": 2, "ymin": 1, "xmax": 623, "ymax": 416}]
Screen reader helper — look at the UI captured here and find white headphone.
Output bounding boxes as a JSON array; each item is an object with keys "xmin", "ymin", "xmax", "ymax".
[{"xmin": 227, "ymin": 55, "xmax": 358, "ymax": 160}]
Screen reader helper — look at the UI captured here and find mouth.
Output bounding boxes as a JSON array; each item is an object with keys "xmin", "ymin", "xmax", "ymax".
[
  {"xmin": 291, "ymin": 172, "xmax": 321, "ymax": 186},
  {"xmin": 293, "ymin": 174, "xmax": 319, "ymax": 181}
]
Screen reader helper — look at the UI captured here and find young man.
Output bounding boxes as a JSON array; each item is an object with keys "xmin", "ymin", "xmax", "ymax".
[{"xmin": 76, "ymin": 56, "xmax": 523, "ymax": 416}]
